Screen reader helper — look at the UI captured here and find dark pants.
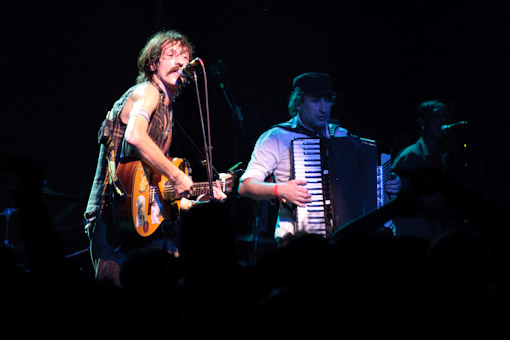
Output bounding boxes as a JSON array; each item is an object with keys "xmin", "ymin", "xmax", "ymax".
[{"xmin": 88, "ymin": 206, "xmax": 179, "ymax": 286}]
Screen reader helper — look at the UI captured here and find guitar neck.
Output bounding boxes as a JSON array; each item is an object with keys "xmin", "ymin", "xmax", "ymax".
[
  {"xmin": 192, "ymin": 182, "xmax": 214, "ymax": 196},
  {"xmin": 161, "ymin": 175, "xmax": 233, "ymax": 201}
]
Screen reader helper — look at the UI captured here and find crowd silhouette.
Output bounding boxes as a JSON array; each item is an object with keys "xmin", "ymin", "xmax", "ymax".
[{"xmin": 1, "ymin": 153, "xmax": 509, "ymax": 339}]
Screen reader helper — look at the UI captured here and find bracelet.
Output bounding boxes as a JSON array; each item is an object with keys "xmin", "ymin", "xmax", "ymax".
[{"xmin": 273, "ymin": 184, "xmax": 279, "ymax": 198}]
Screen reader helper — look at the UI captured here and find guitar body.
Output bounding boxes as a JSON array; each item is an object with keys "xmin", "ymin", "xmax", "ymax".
[
  {"xmin": 117, "ymin": 157, "xmax": 189, "ymax": 237},
  {"xmin": 116, "ymin": 157, "xmax": 237, "ymax": 237}
]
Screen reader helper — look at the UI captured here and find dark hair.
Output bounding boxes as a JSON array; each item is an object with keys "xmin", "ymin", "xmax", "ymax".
[
  {"xmin": 416, "ymin": 99, "xmax": 449, "ymax": 123},
  {"xmin": 136, "ymin": 29, "xmax": 194, "ymax": 84}
]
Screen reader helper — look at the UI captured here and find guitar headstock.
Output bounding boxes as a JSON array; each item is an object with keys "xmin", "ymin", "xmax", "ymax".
[
  {"xmin": 226, "ymin": 162, "xmax": 245, "ymax": 179},
  {"xmin": 219, "ymin": 173, "xmax": 234, "ymax": 194},
  {"xmin": 219, "ymin": 167, "xmax": 244, "ymax": 194}
]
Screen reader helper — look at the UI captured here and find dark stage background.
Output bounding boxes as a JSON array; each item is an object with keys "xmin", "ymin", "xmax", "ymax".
[{"xmin": 0, "ymin": 1, "xmax": 508, "ymax": 264}]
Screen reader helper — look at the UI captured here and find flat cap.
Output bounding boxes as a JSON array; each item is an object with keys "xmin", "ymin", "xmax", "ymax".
[{"xmin": 292, "ymin": 72, "xmax": 334, "ymax": 95}]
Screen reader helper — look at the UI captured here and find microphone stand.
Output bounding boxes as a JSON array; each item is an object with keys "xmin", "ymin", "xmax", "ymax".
[
  {"xmin": 214, "ymin": 60, "xmax": 247, "ymax": 163},
  {"xmin": 1, "ymin": 207, "xmax": 18, "ymax": 248},
  {"xmin": 191, "ymin": 64, "xmax": 215, "ymax": 199}
]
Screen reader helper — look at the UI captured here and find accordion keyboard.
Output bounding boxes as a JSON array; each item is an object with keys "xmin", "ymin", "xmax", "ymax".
[{"xmin": 291, "ymin": 138, "xmax": 330, "ymax": 236}]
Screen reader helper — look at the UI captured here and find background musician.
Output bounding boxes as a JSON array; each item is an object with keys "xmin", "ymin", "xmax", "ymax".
[
  {"xmin": 238, "ymin": 72, "xmax": 401, "ymax": 242},
  {"xmin": 391, "ymin": 99, "xmax": 466, "ymax": 243}
]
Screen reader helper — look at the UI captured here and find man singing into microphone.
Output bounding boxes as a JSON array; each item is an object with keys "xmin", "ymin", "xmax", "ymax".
[
  {"xmin": 391, "ymin": 99, "xmax": 464, "ymax": 242},
  {"xmin": 84, "ymin": 29, "xmax": 226, "ymax": 286},
  {"xmin": 238, "ymin": 72, "xmax": 401, "ymax": 242}
]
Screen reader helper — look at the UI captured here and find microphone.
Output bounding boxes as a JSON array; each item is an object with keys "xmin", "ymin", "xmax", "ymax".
[
  {"xmin": 441, "ymin": 120, "xmax": 468, "ymax": 133},
  {"xmin": 178, "ymin": 57, "xmax": 202, "ymax": 78}
]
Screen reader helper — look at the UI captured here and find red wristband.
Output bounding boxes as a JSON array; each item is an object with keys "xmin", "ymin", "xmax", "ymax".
[{"xmin": 274, "ymin": 184, "xmax": 279, "ymax": 198}]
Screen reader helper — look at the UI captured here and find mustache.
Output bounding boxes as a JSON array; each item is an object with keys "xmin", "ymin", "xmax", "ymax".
[{"xmin": 170, "ymin": 66, "xmax": 180, "ymax": 73}]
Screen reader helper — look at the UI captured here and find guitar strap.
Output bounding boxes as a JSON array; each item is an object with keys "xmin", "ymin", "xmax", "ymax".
[
  {"xmin": 102, "ymin": 109, "xmax": 126, "ymax": 201},
  {"xmin": 272, "ymin": 121, "xmax": 340, "ymax": 137}
]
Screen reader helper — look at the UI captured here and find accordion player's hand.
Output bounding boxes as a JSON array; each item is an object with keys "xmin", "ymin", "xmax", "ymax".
[
  {"xmin": 385, "ymin": 172, "xmax": 401, "ymax": 198},
  {"xmin": 280, "ymin": 179, "xmax": 312, "ymax": 207}
]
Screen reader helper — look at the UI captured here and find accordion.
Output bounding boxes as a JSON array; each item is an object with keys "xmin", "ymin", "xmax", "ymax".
[{"xmin": 290, "ymin": 136, "xmax": 392, "ymax": 237}]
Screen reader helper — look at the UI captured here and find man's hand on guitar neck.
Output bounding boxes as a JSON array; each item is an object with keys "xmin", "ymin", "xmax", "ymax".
[
  {"xmin": 202, "ymin": 180, "xmax": 227, "ymax": 201},
  {"xmin": 180, "ymin": 181, "xmax": 227, "ymax": 211},
  {"xmin": 192, "ymin": 180, "xmax": 228, "ymax": 203}
]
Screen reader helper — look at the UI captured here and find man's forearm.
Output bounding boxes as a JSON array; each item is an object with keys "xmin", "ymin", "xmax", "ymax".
[{"xmin": 238, "ymin": 178, "xmax": 277, "ymax": 200}]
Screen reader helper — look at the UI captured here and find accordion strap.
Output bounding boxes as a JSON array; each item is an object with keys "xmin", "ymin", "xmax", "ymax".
[{"xmin": 272, "ymin": 121, "xmax": 340, "ymax": 138}]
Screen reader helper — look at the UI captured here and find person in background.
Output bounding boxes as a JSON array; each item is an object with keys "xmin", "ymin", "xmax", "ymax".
[{"xmin": 392, "ymin": 99, "xmax": 462, "ymax": 243}]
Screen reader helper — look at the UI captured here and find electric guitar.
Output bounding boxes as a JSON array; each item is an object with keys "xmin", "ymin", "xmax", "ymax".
[{"xmin": 116, "ymin": 157, "xmax": 237, "ymax": 237}]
